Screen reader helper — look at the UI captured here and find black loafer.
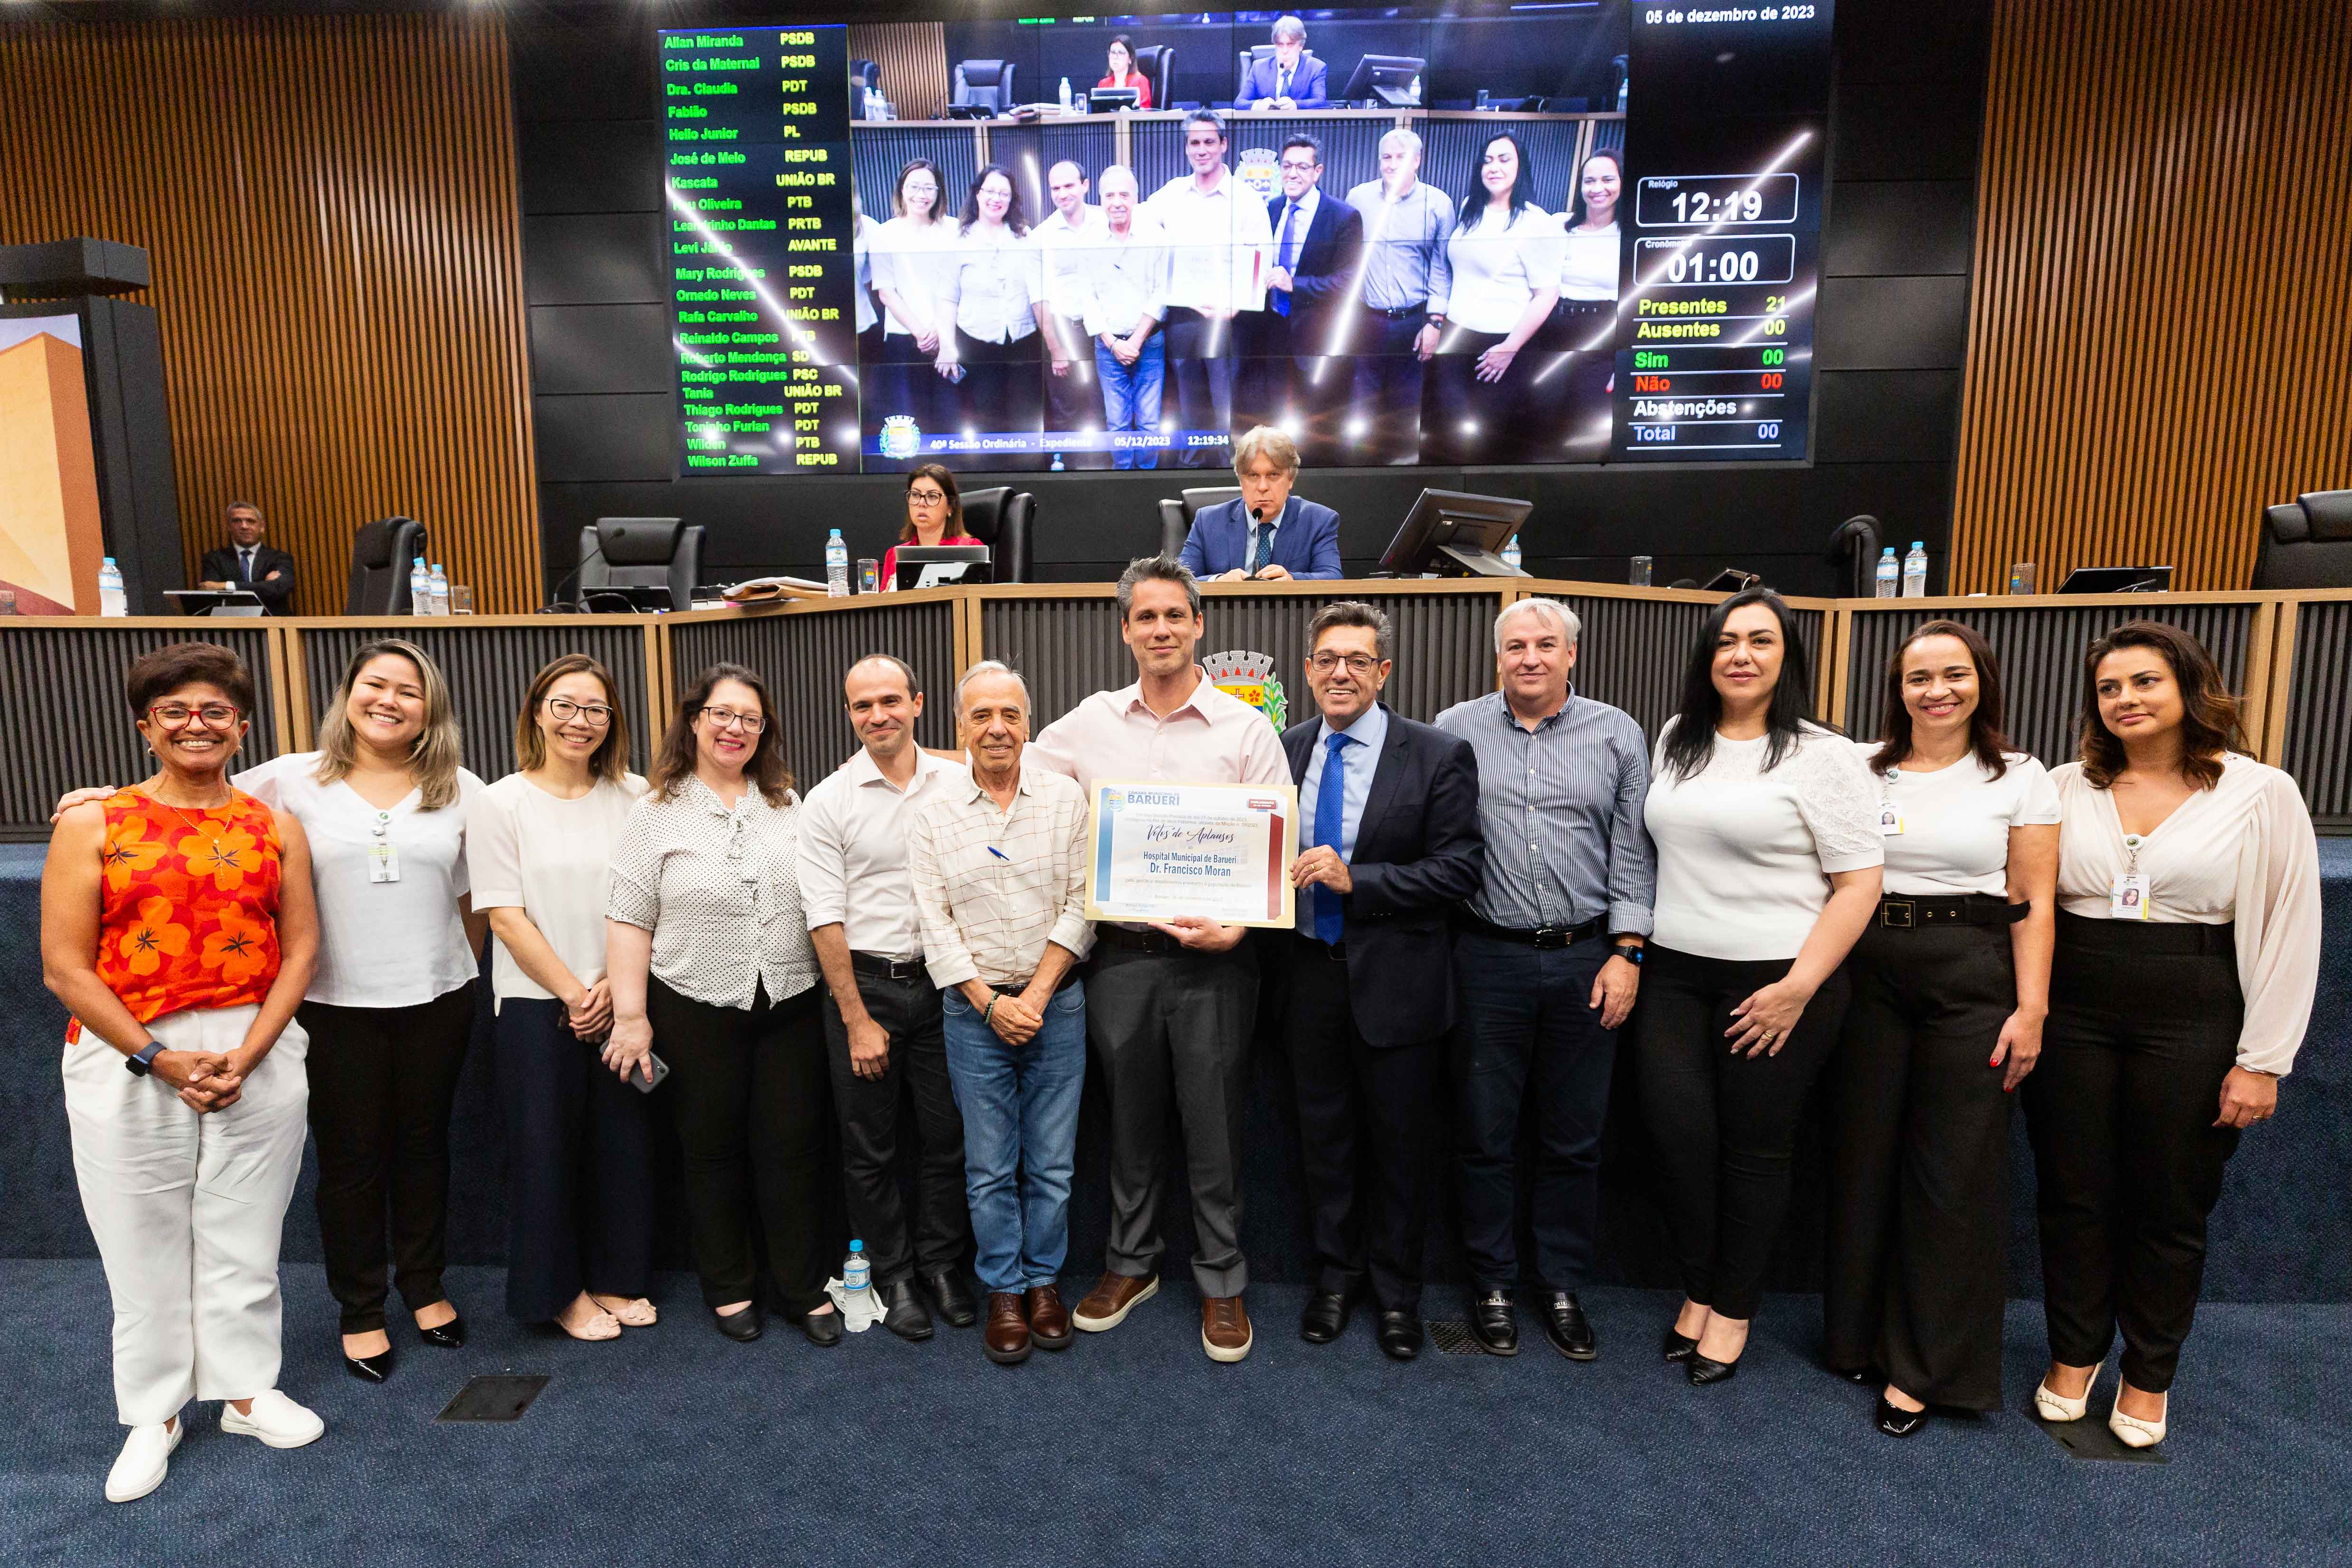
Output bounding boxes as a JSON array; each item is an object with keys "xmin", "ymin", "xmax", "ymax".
[
  {"xmin": 417, "ymin": 1313, "xmax": 466, "ymax": 1349},
  {"xmin": 1835, "ymin": 1364, "xmax": 1877, "ymax": 1385},
  {"xmin": 343, "ymin": 1349, "xmax": 393, "ymax": 1384},
  {"xmin": 921, "ymin": 1269, "xmax": 979, "ymax": 1329},
  {"xmin": 1469, "ymin": 1290, "xmax": 1518, "ymax": 1356},
  {"xmin": 801, "ymin": 1308, "xmax": 843, "ymax": 1347},
  {"xmin": 1376, "ymin": 1310, "xmax": 1424, "ymax": 1361},
  {"xmin": 1300, "ymin": 1290, "xmax": 1350, "ymax": 1344},
  {"xmin": 1543, "ymin": 1291, "xmax": 1596, "ymax": 1361},
  {"xmin": 1875, "ymin": 1395, "xmax": 1929, "ymax": 1437},
  {"xmin": 1687, "ymin": 1351, "xmax": 1740, "ymax": 1386},
  {"xmin": 878, "ymin": 1278, "xmax": 935, "ymax": 1342},
  {"xmin": 1661, "ymin": 1326, "xmax": 1698, "ymax": 1363},
  {"xmin": 714, "ymin": 1305, "xmax": 763, "ymax": 1343}
]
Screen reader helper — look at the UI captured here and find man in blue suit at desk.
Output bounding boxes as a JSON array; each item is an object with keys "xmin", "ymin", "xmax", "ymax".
[
  {"xmin": 1237, "ymin": 16, "xmax": 1329, "ymax": 110},
  {"xmin": 1178, "ymin": 425, "xmax": 1344, "ymax": 580}
]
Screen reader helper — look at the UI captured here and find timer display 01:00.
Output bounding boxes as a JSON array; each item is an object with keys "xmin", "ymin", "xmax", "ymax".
[{"xmin": 1634, "ymin": 234, "xmax": 1796, "ymax": 287}]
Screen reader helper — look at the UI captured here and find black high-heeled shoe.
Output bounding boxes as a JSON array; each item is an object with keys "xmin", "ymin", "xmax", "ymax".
[
  {"xmin": 344, "ymin": 1347, "xmax": 393, "ymax": 1383},
  {"xmin": 1661, "ymin": 1325, "xmax": 1699, "ymax": 1363},
  {"xmin": 1687, "ymin": 1351, "xmax": 1740, "ymax": 1386},
  {"xmin": 1875, "ymin": 1394, "xmax": 1928, "ymax": 1437},
  {"xmin": 417, "ymin": 1313, "xmax": 467, "ymax": 1349}
]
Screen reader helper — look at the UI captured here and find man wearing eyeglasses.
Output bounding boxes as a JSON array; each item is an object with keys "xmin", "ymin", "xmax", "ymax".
[
  {"xmin": 197, "ymin": 502, "xmax": 296, "ymax": 614},
  {"xmin": 1279, "ymin": 601, "xmax": 1482, "ymax": 1361}
]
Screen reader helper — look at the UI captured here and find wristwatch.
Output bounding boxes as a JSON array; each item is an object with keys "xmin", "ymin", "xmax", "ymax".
[
  {"xmin": 1610, "ymin": 943, "xmax": 1644, "ymax": 967},
  {"xmin": 125, "ymin": 1042, "xmax": 165, "ymax": 1078}
]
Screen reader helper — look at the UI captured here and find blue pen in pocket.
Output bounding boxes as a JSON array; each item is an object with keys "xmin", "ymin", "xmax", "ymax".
[{"xmin": 986, "ymin": 845, "xmax": 1011, "ymax": 863}]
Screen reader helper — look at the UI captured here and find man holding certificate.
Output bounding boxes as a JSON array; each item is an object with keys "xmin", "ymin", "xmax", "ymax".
[
  {"xmin": 1281, "ymin": 602, "xmax": 1484, "ymax": 1361},
  {"xmin": 1029, "ymin": 555, "xmax": 1290, "ymax": 1362}
]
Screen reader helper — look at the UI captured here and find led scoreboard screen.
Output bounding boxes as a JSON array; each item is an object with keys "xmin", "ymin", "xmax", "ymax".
[{"xmin": 657, "ymin": 4, "xmax": 1833, "ymax": 477}]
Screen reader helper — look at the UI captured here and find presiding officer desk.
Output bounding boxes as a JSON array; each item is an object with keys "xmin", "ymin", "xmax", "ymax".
[{"xmin": 4, "ymin": 579, "xmax": 2347, "ymax": 1302}]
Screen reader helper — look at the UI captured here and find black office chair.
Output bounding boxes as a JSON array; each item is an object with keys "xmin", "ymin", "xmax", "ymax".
[
  {"xmin": 577, "ymin": 517, "xmax": 705, "ymax": 610},
  {"xmin": 1135, "ymin": 44, "xmax": 1175, "ymax": 109},
  {"xmin": 346, "ymin": 517, "xmax": 427, "ymax": 615},
  {"xmin": 959, "ymin": 488, "xmax": 1036, "ymax": 583},
  {"xmin": 2253, "ymin": 489, "xmax": 2352, "ymax": 589},
  {"xmin": 1156, "ymin": 486, "xmax": 1243, "ymax": 560},
  {"xmin": 951, "ymin": 59, "xmax": 1017, "ymax": 114}
]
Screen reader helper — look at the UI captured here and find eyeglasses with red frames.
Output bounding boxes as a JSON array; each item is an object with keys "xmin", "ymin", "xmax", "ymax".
[{"xmin": 146, "ymin": 702, "xmax": 244, "ymax": 730}]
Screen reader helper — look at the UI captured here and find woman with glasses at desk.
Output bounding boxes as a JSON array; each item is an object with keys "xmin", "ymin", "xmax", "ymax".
[{"xmin": 882, "ymin": 463, "xmax": 985, "ymax": 592}]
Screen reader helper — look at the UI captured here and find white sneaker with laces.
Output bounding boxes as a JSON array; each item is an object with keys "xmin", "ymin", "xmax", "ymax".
[
  {"xmin": 219, "ymin": 1389, "xmax": 325, "ymax": 1449},
  {"xmin": 105, "ymin": 1418, "xmax": 183, "ymax": 1503}
]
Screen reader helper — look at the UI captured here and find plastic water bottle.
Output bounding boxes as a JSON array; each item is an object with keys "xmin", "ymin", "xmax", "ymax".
[
  {"xmin": 428, "ymin": 563, "xmax": 451, "ymax": 615},
  {"xmin": 825, "ymin": 528, "xmax": 850, "ymax": 596},
  {"xmin": 1874, "ymin": 547, "xmax": 1898, "ymax": 599},
  {"xmin": 1500, "ymin": 536, "xmax": 1524, "ymax": 573},
  {"xmin": 98, "ymin": 556, "xmax": 128, "ymax": 617},
  {"xmin": 843, "ymin": 1239, "xmax": 870, "ymax": 1293},
  {"xmin": 1059, "ymin": 75, "xmax": 1072, "ymax": 111},
  {"xmin": 1902, "ymin": 541, "xmax": 1929, "ymax": 599},
  {"xmin": 409, "ymin": 556, "xmax": 431, "ymax": 616}
]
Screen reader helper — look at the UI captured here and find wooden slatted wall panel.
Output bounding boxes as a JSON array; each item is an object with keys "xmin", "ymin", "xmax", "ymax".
[
  {"xmin": 1950, "ymin": 0, "xmax": 2352, "ymax": 592},
  {"xmin": 850, "ymin": 22, "xmax": 949, "ymax": 122},
  {"xmin": 0, "ymin": 15, "xmax": 541, "ymax": 614}
]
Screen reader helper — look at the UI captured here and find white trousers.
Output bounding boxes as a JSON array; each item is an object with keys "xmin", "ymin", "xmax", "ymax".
[{"xmin": 63, "ymin": 1006, "xmax": 309, "ymax": 1426}]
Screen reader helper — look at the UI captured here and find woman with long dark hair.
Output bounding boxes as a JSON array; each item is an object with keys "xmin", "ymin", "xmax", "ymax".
[
  {"xmin": 1426, "ymin": 131, "xmax": 1561, "ymax": 464},
  {"xmin": 603, "ymin": 664, "xmax": 837, "ymax": 1347},
  {"xmin": 1099, "ymin": 33, "xmax": 1152, "ymax": 107},
  {"xmin": 881, "ymin": 463, "xmax": 984, "ymax": 592},
  {"xmin": 1541, "ymin": 147, "xmax": 1624, "ymax": 450},
  {"xmin": 935, "ymin": 164, "xmax": 1048, "ymax": 466},
  {"xmin": 2026, "ymin": 621, "xmax": 2319, "ymax": 1449},
  {"xmin": 1634, "ymin": 588, "xmax": 1883, "ymax": 1384},
  {"xmin": 865, "ymin": 158, "xmax": 955, "ymax": 465},
  {"xmin": 1824, "ymin": 621, "xmax": 2058, "ymax": 1437}
]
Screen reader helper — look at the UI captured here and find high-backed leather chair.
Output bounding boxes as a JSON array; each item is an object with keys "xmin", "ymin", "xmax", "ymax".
[
  {"xmin": 1135, "ymin": 44, "xmax": 1176, "ymax": 109},
  {"xmin": 346, "ymin": 516, "xmax": 427, "ymax": 615},
  {"xmin": 1157, "ymin": 486, "xmax": 1242, "ymax": 560},
  {"xmin": 951, "ymin": 59, "xmax": 1016, "ymax": 114},
  {"xmin": 578, "ymin": 517, "xmax": 705, "ymax": 610},
  {"xmin": 958, "ymin": 488, "xmax": 1035, "ymax": 583},
  {"xmin": 2254, "ymin": 489, "xmax": 2352, "ymax": 590}
]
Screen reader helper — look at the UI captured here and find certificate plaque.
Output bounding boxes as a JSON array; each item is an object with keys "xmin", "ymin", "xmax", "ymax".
[{"xmin": 1084, "ymin": 780, "xmax": 1300, "ymax": 928}]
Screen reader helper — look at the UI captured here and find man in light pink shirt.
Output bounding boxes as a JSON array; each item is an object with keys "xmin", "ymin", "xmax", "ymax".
[{"xmin": 1027, "ymin": 554, "xmax": 1288, "ymax": 1362}]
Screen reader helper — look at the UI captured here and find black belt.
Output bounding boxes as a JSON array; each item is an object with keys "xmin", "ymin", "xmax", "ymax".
[
  {"xmin": 850, "ymin": 952, "xmax": 930, "ymax": 984},
  {"xmin": 1294, "ymin": 933, "xmax": 1348, "ymax": 962},
  {"xmin": 994, "ymin": 966, "xmax": 1085, "ymax": 995},
  {"xmin": 1095, "ymin": 925, "xmax": 1189, "ymax": 956},
  {"xmin": 1362, "ymin": 301, "xmax": 1430, "ymax": 319},
  {"xmin": 1454, "ymin": 912, "xmax": 1607, "ymax": 949},
  {"xmin": 1875, "ymin": 894, "xmax": 2030, "ymax": 930}
]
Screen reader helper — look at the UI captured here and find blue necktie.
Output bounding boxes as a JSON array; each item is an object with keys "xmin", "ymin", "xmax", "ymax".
[
  {"xmin": 1249, "ymin": 519, "xmax": 1274, "ymax": 574},
  {"xmin": 1314, "ymin": 731, "xmax": 1347, "ymax": 944},
  {"xmin": 1274, "ymin": 203, "xmax": 1300, "ymax": 316}
]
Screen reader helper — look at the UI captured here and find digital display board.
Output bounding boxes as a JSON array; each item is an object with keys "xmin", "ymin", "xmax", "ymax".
[{"xmin": 657, "ymin": 3, "xmax": 1834, "ymax": 476}]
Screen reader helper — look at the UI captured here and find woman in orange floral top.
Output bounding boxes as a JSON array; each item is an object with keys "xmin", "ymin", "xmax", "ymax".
[{"xmin": 40, "ymin": 642, "xmax": 323, "ymax": 1504}]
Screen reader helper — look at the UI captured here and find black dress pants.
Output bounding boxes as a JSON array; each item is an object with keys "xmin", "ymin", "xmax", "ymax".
[
  {"xmin": 820, "ymin": 963, "xmax": 968, "ymax": 1286},
  {"xmin": 950, "ymin": 328, "xmax": 1047, "ymax": 468},
  {"xmin": 1633, "ymin": 945, "xmax": 1850, "ymax": 1320},
  {"xmin": 1162, "ymin": 306, "xmax": 1238, "ymax": 467},
  {"xmin": 1284, "ymin": 939, "xmax": 1441, "ymax": 1313},
  {"xmin": 2024, "ymin": 913, "xmax": 2243, "ymax": 1393},
  {"xmin": 1825, "ymin": 919, "xmax": 2018, "ymax": 1408},
  {"xmin": 1348, "ymin": 307, "xmax": 1429, "ymax": 465},
  {"xmin": 493, "ymin": 997, "xmax": 659, "ymax": 1323},
  {"xmin": 647, "ymin": 976, "xmax": 832, "ymax": 1314},
  {"xmin": 299, "ymin": 983, "xmax": 476, "ymax": 1335}
]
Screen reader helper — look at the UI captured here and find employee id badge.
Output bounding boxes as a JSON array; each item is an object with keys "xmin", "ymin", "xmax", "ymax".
[
  {"xmin": 2109, "ymin": 872, "xmax": 2152, "ymax": 919},
  {"xmin": 367, "ymin": 842, "xmax": 401, "ymax": 883},
  {"xmin": 1878, "ymin": 802, "xmax": 1904, "ymax": 836}
]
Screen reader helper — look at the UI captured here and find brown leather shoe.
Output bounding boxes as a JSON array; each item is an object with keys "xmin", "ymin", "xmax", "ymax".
[
  {"xmin": 1028, "ymin": 1285, "xmax": 1072, "ymax": 1350},
  {"xmin": 983, "ymin": 1292, "xmax": 1031, "ymax": 1366},
  {"xmin": 1202, "ymin": 1294, "xmax": 1253, "ymax": 1363},
  {"xmin": 1071, "ymin": 1271, "xmax": 1158, "ymax": 1333}
]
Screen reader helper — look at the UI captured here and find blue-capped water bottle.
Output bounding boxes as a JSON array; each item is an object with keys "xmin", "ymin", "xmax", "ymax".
[
  {"xmin": 843, "ymin": 1239, "xmax": 870, "ymax": 1294},
  {"xmin": 409, "ymin": 556, "xmax": 431, "ymax": 616},
  {"xmin": 825, "ymin": 528, "xmax": 850, "ymax": 596},
  {"xmin": 1874, "ymin": 546, "xmax": 1898, "ymax": 599},
  {"xmin": 1500, "ymin": 535, "xmax": 1524, "ymax": 573},
  {"xmin": 98, "ymin": 556, "xmax": 128, "ymax": 617},
  {"xmin": 428, "ymin": 563, "xmax": 450, "ymax": 616},
  {"xmin": 1901, "ymin": 541, "xmax": 1929, "ymax": 599}
]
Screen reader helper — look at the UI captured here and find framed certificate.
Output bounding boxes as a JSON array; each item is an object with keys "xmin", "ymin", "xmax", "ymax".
[{"xmin": 1084, "ymin": 780, "xmax": 1300, "ymax": 928}]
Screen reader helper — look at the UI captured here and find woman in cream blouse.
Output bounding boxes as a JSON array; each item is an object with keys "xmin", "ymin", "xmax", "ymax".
[{"xmin": 2026, "ymin": 620, "xmax": 2320, "ymax": 1450}]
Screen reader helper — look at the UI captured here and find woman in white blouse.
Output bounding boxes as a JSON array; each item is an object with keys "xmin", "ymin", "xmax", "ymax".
[
  {"xmin": 1429, "ymin": 131, "xmax": 1562, "ymax": 465},
  {"xmin": 2026, "ymin": 621, "xmax": 2320, "ymax": 1449},
  {"xmin": 1634, "ymin": 588, "xmax": 1884, "ymax": 1385},
  {"xmin": 1542, "ymin": 147, "xmax": 1623, "ymax": 451},
  {"xmin": 468, "ymin": 656, "xmax": 655, "ymax": 1343},
  {"xmin": 935, "ymin": 163, "xmax": 1049, "ymax": 466},
  {"xmin": 1824, "ymin": 621, "xmax": 2058, "ymax": 1438},
  {"xmin": 604, "ymin": 664, "xmax": 838, "ymax": 1347},
  {"xmin": 865, "ymin": 159, "xmax": 953, "ymax": 466}
]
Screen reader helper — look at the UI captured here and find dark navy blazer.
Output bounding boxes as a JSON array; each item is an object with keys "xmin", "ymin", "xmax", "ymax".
[{"xmin": 1179, "ymin": 495, "xmax": 1343, "ymax": 579}]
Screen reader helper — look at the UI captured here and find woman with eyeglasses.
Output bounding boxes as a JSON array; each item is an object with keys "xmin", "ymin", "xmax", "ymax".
[
  {"xmin": 865, "ymin": 158, "xmax": 956, "ymax": 465},
  {"xmin": 935, "ymin": 163, "xmax": 1049, "ymax": 465},
  {"xmin": 43, "ymin": 644, "xmax": 325, "ymax": 1501},
  {"xmin": 467, "ymin": 656, "xmax": 656, "ymax": 1342},
  {"xmin": 881, "ymin": 463, "xmax": 984, "ymax": 592},
  {"xmin": 604, "ymin": 664, "xmax": 837, "ymax": 1346}
]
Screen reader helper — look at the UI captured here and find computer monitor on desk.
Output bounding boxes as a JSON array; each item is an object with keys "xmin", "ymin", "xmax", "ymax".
[
  {"xmin": 165, "ymin": 589, "xmax": 265, "ymax": 617},
  {"xmin": 1377, "ymin": 489, "xmax": 1531, "ymax": 578},
  {"xmin": 1340, "ymin": 55, "xmax": 1426, "ymax": 107},
  {"xmin": 1087, "ymin": 87, "xmax": 1139, "ymax": 112},
  {"xmin": 896, "ymin": 545, "xmax": 993, "ymax": 592}
]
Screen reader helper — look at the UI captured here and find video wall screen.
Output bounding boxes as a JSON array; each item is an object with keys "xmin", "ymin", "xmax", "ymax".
[{"xmin": 658, "ymin": 3, "xmax": 1831, "ymax": 476}]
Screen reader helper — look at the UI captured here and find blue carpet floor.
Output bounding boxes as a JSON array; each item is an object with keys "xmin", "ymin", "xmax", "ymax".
[{"xmin": 3, "ymin": 1263, "xmax": 2348, "ymax": 1567}]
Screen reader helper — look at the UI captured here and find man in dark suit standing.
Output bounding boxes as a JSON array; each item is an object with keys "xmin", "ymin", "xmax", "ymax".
[
  {"xmin": 1281, "ymin": 600, "xmax": 1484, "ymax": 1360},
  {"xmin": 197, "ymin": 501, "xmax": 296, "ymax": 614},
  {"xmin": 1258, "ymin": 135, "xmax": 1364, "ymax": 459}
]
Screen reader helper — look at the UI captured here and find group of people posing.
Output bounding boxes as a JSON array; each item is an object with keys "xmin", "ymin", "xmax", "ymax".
[
  {"xmin": 41, "ymin": 557, "xmax": 2318, "ymax": 1509},
  {"xmin": 853, "ymin": 112, "xmax": 1626, "ymax": 469}
]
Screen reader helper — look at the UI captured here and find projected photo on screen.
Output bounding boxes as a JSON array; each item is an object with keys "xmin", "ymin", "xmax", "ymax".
[{"xmin": 658, "ymin": 3, "xmax": 1831, "ymax": 477}]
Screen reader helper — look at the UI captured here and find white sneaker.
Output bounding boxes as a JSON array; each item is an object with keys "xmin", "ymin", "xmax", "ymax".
[
  {"xmin": 105, "ymin": 1418, "xmax": 183, "ymax": 1503},
  {"xmin": 219, "ymin": 1389, "xmax": 325, "ymax": 1449}
]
